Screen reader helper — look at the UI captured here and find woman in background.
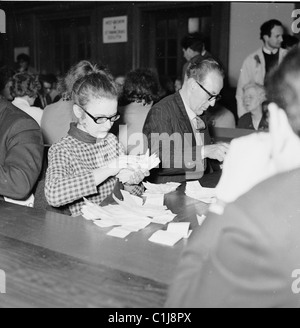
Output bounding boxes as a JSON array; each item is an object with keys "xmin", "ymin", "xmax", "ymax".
[
  {"xmin": 117, "ymin": 68, "xmax": 160, "ymax": 154},
  {"xmin": 238, "ymin": 83, "xmax": 268, "ymax": 131},
  {"xmin": 41, "ymin": 60, "xmax": 97, "ymax": 144}
]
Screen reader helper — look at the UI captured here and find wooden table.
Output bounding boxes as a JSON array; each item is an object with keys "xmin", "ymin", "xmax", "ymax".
[{"xmin": 0, "ymin": 174, "xmax": 219, "ymax": 308}]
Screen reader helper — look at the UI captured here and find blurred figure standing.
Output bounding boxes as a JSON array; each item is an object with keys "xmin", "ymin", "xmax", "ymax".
[
  {"xmin": 0, "ymin": 66, "xmax": 15, "ymax": 101},
  {"xmin": 236, "ymin": 19, "xmax": 287, "ymax": 118}
]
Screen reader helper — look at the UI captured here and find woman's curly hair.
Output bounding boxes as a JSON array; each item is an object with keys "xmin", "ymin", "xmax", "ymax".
[{"xmin": 11, "ymin": 72, "xmax": 41, "ymax": 98}]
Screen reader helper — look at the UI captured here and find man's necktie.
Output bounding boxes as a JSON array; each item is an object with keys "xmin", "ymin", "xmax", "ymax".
[{"xmin": 194, "ymin": 116, "xmax": 206, "ymax": 131}]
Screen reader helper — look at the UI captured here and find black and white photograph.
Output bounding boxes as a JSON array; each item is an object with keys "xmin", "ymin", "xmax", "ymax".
[{"xmin": 0, "ymin": 0, "xmax": 300, "ymax": 310}]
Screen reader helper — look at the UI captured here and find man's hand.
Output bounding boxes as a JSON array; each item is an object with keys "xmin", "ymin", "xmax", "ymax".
[{"xmin": 203, "ymin": 143, "xmax": 230, "ymax": 162}]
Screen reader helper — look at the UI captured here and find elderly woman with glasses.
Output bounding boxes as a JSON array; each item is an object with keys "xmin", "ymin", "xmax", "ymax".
[{"xmin": 45, "ymin": 64, "xmax": 148, "ymax": 216}]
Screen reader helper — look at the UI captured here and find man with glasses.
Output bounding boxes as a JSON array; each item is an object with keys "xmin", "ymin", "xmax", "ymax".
[{"xmin": 143, "ymin": 58, "xmax": 229, "ymax": 183}]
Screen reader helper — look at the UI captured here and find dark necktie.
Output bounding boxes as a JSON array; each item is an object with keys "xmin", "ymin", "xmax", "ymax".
[{"xmin": 194, "ymin": 116, "xmax": 206, "ymax": 131}]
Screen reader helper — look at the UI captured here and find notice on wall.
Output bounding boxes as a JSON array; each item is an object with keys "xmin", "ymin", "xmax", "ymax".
[{"xmin": 103, "ymin": 16, "xmax": 128, "ymax": 43}]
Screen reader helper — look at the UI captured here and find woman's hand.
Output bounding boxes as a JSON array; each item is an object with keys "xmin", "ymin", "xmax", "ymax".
[{"xmin": 118, "ymin": 168, "xmax": 150, "ymax": 185}]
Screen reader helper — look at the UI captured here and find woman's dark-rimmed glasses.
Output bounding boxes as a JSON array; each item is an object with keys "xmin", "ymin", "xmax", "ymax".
[{"xmin": 78, "ymin": 105, "xmax": 120, "ymax": 124}]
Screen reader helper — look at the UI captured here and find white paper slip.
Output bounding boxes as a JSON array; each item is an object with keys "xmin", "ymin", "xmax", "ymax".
[
  {"xmin": 167, "ymin": 222, "xmax": 190, "ymax": 238},
  {"xmin": 93, "ymin": 220, "xmax": 117, "ymax": 228},
  {"xmin": 107, "ymin": 227, "xmax": 132, "ymax": 238},
  {"xmin": 197, "ymin": 214, "xmax": 207, "ymax": 226},
  {"xmin": 149, "ymin": 230, "xmax": 183, "ymax": 246},
  {"xmin": 151, "ymin": 213, "xmax": 177, "ymax": 225},
  {"xmin": 185, "ymin": 181, "xmax": 216, "ymax": 202},
  {"xmin": 143, "ymin": 193, "xmax": 165, "ymax": 207},
  {"xmin": 120, "ymin": 190, "xmax": 143, "ymax": 207},
  {"xmin": 143, "ymin": 182, "xmax": 181, "ymax": 194}
]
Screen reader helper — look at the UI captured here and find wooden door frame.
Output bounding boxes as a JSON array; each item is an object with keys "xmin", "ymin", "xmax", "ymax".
[{"xmin": 134, "ymin": 2, "xmax": 231, "ymax": 76}]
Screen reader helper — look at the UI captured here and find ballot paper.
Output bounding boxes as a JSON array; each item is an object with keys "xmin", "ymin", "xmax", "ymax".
[
  {"xmin": 143, "ymin": 182, "xmax": 181, "ymax": 194},
  {"xmin": 149, "ymin": 222, "xmax": 192, "ymax": 246},
  {"xmin": 106, "ymin": 227, "xmax": 132, "ymax": 238},
  {"xmin": 115, "ymin": 150, "xmax": 161, "ymax": 184},
  {"xmin": 143, "ymin": 193, "xmax": 164, "ymax": 207},
  {"xmin": 81, "ymin": 190, "xmax": 176, "ymax": 238},
  {"xmin": 185, "ymin": 181, "xmax": 216, "ymax": 203}
]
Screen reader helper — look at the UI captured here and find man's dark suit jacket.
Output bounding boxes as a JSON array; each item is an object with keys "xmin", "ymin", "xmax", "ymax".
[
  {"xmin": 166, "ymin": 168, "xmax": 300, "ymax": 308},
  {"xmin": 143, "ymin": 92, "xmax": 210, "ymax": 183}
]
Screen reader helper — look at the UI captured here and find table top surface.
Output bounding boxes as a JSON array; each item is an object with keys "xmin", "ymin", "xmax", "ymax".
[{"xmin": 0, "ymin": 173, "xmax": 219, "ymax": 308}]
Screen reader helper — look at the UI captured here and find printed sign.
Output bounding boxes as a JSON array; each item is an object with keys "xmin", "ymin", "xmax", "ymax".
[{"xmin": 103, "ymin": 16, "xmax": 127, "ymax": 43}]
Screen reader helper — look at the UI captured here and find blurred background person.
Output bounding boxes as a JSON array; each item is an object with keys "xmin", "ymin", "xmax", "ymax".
[
  {"xmin": 237, "ymin": 83, "xmax": 268, "ymax": 131},
  {"xmin": 281, "ymin": 34, "xmax": 299, "ymax": 51},
  {"xmin": 206, "ymin": 103, "xmax": 236, "ymax": 129},
  {"xmin": 174, "ymin": 77, "xmax": 182, "ymax": 92},
  {"xmin": 117, "ymin": 68, "xmax": 160, "ymax": 154},
  {"xmin": 34, "ymin": 74, "xmax": 53, "ymax": 109},
  {"xmin": 236, "ymin": 19, "xmax": 286, "ymax": 118},
  {"xmin": 11, "ymin": 72, "xmax": 43, "ymax": 126},
  {"xmin": 41, "ymin": 60, "xmax": 96, "ymax": 145},
  {"xmin": 158, "ymin": 75, "xmax": 175, "ymax": 100},
  {"xmin": 181, "ymin": 32, "xmax": 212, "ymax": 82},
  {"xmin": 47, "ymin": 73, "xmax": 61, "ymax": 103},
  {"xmin": 0, "ymin": 66, "xmax": 15, "ymax": 101},
  {"xmin": 16, "ymin": 53, "xmax": 37, "ymax": 75}
]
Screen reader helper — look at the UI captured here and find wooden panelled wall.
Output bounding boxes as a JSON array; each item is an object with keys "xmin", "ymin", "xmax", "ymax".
[{"xmin": 0, "ymin": 1, "xmax": 230, "ymax": 79}]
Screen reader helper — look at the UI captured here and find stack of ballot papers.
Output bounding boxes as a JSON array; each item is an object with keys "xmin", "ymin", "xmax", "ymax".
[
  {"xmin": 149, "ymin": 222, "xmax": 192, "ymax": 246},
  {"xmin": 143, "ymin": 182, "xmax": 181, "ymax": 194},
  {"xmin": 115, "ymin": 150, "xmax": 161, "ymax": 184},
  {"xmin": 81, "ymin": 190, "xmax": 177, "ymax": 238},
  {"xmin": 185, "ymin": 181, "xmax": 216, "ymax": 203}
]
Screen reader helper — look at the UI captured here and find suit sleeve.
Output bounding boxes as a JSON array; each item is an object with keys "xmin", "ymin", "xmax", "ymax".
[
  {"xmin": 143, "ymin": 105, "xmax": 204, "ymax": 178},
  {"xmin": 0, "ymin": 118, "xmax": 44, "ymax": 200},
  {"xmin": 165, "ymin": 202, "xmax": 295, "ymax": 308}
]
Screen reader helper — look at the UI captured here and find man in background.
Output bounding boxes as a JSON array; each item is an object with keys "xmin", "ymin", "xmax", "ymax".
[
  {"xmin": 181, "ymin": 32, "xmax": 212, "ymax": 82},
  {"xmin": 236, "ymin": 19, "xmax": 287, "ymax": 118}
]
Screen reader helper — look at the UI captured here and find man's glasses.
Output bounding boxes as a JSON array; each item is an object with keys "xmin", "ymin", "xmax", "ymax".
[
  {"xmin": 195, "ymin": 81, "xmax": 222, "ymax": 102},
  {"xmin": 78, "ymin": 105, "xmax": 120, "ymax": 124}
]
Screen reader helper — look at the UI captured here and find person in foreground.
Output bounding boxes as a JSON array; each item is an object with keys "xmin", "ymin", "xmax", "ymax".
[
  {"xmin": 165, "ymin": 47, "xmax": 300, "ymax": 308},
  {"xmin": 0, "ymin": 98, "xmax": 43, "ymax": 206},
  {"xmin": 143, "ymin": 58, "xmax": 229, "ymax": 183},
  {"xmin": 45, "ymin": 65, "xmax": 148, "ymax": 217}
]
